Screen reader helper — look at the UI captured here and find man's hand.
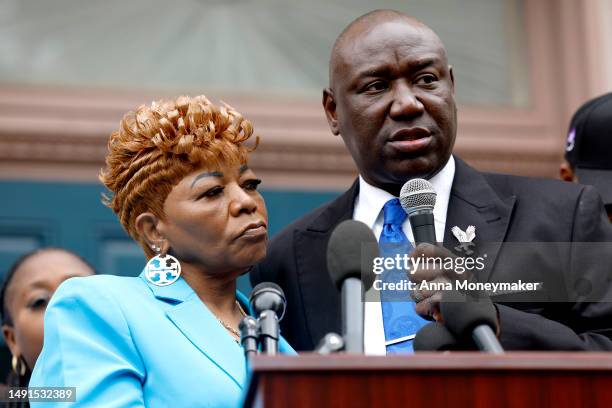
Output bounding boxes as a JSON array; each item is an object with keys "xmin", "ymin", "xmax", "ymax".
[{"xmin": 408, "ymin": 243, "xmax": 471, "ymax": 320}]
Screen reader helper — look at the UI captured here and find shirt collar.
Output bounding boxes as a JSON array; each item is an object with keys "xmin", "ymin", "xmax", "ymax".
[{"xmin": 354, "ymin": 155, "xmax": 456, "ymax": 229}]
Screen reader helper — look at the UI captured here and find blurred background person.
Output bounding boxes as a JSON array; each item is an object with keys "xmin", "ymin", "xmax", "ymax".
[
  {"xmin": 0, "ymin": 248, "xmax": 95, "ymax": 405},
  {"xmin": 560, "ymin": 92, "xmax": 612, "ymax": 222},
  {"xmin": 29, "ymin": 95, "xmax": 295, "ymax": 407}
]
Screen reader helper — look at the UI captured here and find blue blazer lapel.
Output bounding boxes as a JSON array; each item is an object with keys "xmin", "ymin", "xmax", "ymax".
[
  {"xmin": 165, "ymin": 298, "xmax": 246, "ymax": 388},
  {"xmin": 139, "ymin": 273, "xmax": 246, "ymax": 388}
]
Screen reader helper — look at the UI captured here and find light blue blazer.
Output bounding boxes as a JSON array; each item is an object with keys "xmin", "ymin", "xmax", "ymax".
[{"xmin": 29, "ymin": 272, "xmax": 296, "ymax": 407}]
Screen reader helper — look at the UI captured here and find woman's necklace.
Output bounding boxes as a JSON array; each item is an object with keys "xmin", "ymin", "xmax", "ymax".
[{"xmin": 217, "ymin": 300, "xmax": 248, "ymax": 341}]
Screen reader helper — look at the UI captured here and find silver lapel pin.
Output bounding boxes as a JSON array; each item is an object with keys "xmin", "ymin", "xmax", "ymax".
[{"xmin": 451, "ymin": 225, "xmax": 476, "ymax": 255}]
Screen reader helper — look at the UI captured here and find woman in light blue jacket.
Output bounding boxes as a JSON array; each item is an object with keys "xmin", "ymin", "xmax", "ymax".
[{"xmin": 30, "ymin": 95, "xmax": 295, "ymax": 407}]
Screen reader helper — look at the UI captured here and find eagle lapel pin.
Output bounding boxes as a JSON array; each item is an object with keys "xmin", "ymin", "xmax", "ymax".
[{"xmin": 451, "ymin": 225, "xmax": 476, "ymax": 255}]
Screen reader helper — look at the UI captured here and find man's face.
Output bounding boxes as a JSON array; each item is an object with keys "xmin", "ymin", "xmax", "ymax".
[{"xmin": 325, "ymin": 20, "xmax": 457, "ymax": 194}]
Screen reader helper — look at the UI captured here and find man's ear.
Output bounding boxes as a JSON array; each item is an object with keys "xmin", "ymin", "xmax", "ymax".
[
  {"xmin": 135, "ymin": 212, "xmax": 165, "ymax": 250},
  {"xmin": 559, "ymin": 162, "xmax": 576, "ymax": 182},
  {"xmin": 449, "ymin": 65, "xmax": 455, "ymax": 93},
  {"xmin": 323, "ymin": 88, "xmax": 340, "ymax": 136},
  {"xmin": 2, "ymin": 324, "xmax": 19, "ymax": 357}
]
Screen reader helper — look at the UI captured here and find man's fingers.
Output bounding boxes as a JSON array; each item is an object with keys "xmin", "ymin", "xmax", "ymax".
[
  {"xmin": 409, "ymin": 243, "xmax": 471, "ymax": 283},
  {"xmin": 410, "ymin": 264, "xmax": 443, "ymax": 283},
  {"xmin": 410, "ymin": 277, "xmax": 449, "ymax": 301},
  {"xmin": 415, "ymin": 291, "xmax": 443, "ymax": 320},
  {"xmin": 408, "ymin": 244, "xmax": 446, "ymax": 283},
  {"xmin": 410, "ymin": 243, "xmax": 439, "ymax": 258}
]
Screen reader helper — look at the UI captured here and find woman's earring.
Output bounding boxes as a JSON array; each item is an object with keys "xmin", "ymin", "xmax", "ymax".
[
  {"xmin": 145, "ymin": 245, "xmax": 181, "ymax": 286},
  {"xmin": 11, "ymin": 355, "xmax": 26, "ymax": 377}
]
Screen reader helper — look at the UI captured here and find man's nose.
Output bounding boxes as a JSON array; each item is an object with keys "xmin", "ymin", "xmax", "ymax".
[{"xmin": 389, "ymin": 82, "xmax": 424, "ymax": 119}]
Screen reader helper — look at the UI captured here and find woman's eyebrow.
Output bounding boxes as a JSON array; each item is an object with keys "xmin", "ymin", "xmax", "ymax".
[{"xmin": 190, "ymin": 171, "xmax": 223, "ymax": 188}]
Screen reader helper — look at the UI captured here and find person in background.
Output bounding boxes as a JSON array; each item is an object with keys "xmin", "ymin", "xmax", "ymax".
[
  {"xmin": 560, "ymin": 92, "xmax": 612, "ymax": 222},
  {"xmin": 29, "ymin": 95, "xmax": 294, "ymax": 407},
  {"xmin": 0, "ymin": 248, "xmax": 95, "ymax": 406}
]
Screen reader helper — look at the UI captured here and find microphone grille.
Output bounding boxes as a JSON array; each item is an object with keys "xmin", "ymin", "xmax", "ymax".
[
  {"xmin": 327, "ymin": 220, "xmax": 379, "ymax": 290},
  {"xmin": 250, "ymin": 282, "xmax": 286, "ymax": 320},
  {"xmin": 399, "ymin": 178, "xmax": 436, "ymax": 215}
]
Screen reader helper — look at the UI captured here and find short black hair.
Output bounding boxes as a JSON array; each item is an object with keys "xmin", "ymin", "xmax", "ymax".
[{"xmin": 0, "ymin": 248, "xmax": 96, "ymax": 326}]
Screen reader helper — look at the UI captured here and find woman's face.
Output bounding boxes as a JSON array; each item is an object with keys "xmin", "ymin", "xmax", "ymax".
[
  {"xmin": 2, "ymin": 250, "xmax": 94, "ymax": 370},
  {"xmin": 158, "ymin": 163, "xmax": 269, "ymax": 277}
]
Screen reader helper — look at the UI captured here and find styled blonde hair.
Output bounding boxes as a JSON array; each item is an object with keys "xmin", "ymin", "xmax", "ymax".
[{"xmin": 99, "ymin": 95, "xmax": 258, "ymax": 257}]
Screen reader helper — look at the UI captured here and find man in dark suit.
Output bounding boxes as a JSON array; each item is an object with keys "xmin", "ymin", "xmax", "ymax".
[{"xmin": 251, "ymin": 10, "xmax": 612, "ymax": 352}]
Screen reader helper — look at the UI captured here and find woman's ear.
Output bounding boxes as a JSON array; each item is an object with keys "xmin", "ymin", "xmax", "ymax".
[
  {"xmin": 2, "ymin": 324, "xmax": 19, "ymax": 357},
  {"xmin": 135, "ymin": 212, "xmax": 165, "ymax": 251}
]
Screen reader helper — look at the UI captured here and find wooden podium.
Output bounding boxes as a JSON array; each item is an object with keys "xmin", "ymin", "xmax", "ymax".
[{"xmin": 243, "ymin": 353, "xmax": 612, "ymax": 408}]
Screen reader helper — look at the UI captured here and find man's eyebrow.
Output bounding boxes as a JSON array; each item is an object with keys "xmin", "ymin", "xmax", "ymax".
[
  {"xmin": 191, "ymin": 171, "xmax": 223, "ymax": 188},
  {"xmin": 355, "ymin": 65, "xmax": 392, "ymax": 79},
  {"xmin": 355, "ymin": 57, "xmax": 440, "ymax": 79},
  {"xmin": 239, "ymin": 165, "xmax": 249, "ymax": 174},
  {"xmin": 408, "ymin": 57, "xmax": 440, "ymax": 72}
]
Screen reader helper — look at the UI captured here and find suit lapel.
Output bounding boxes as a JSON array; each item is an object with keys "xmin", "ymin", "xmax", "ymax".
[
  {"xmin": 294, "ymin": 180, "xmax": 359, "ymax": 346},
  {"xmin": 443, "ymin": 158, "xmax": 516, "ymax": 282},
  {"xmin": 140, "ymin": 273, "xmax": 246, "ymax": 388}
]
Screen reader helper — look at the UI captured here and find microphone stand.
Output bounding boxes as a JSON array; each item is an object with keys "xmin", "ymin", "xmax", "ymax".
[{"xmin": 239, "ymin": 316, "xmax": 259, "ymax": 361}]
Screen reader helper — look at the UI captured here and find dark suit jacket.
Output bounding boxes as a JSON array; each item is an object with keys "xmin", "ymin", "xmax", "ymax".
[{"xmin": 251, "ymin": 157, "xmax": 612, "ymax": 351}]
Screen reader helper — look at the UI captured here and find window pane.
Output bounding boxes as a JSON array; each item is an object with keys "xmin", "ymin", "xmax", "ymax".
[{"xmin": 0, "ymin": 0, "xmax": 528, "ymax": 107}]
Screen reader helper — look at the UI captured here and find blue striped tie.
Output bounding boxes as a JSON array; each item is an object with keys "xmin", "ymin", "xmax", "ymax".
[{"xmin": 379, "ymin": 198, "xmax": 429, "ymax": 353}]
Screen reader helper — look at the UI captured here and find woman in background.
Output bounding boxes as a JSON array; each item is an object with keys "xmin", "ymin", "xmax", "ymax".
[
  {"xmin": 0, "ymin": 248, "xmax": 95, "ymax": 406},
  {"xmin": 29, "ymin": 95, "xmax": 294, "ymax": 407}
]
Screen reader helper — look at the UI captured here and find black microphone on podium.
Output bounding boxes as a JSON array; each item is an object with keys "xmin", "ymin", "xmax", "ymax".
[
  {"xmin": 441, "ymin": 290, "xmax": 504, "ymax": 354},
  {"xmin": 249, "ymin": 282, "xmax": 286, "ymax": 356},
  {"xmin": 399, "ymin": 178, "xmax": 437, "ymax": 245},
  {"xmin": 414, "ymin": 322, "xmax": 460, "ymax": 351},
  {"xmin": 327, "ymin": 220, "xmax": 378, "ymax": 353}
]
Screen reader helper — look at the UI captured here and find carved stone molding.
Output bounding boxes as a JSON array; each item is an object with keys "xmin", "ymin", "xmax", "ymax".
[{"xmin": 0, "ymin": 83, "xmax": 565, "ymax": 190}]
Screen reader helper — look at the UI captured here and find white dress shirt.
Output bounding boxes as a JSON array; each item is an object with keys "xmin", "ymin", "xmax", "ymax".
[{"xmin": 353, "ymin": 156, "xmax": 456, "ymax": 355}]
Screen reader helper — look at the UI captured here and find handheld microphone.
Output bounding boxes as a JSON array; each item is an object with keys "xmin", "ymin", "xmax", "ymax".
[
  {"xmin": 250, "ymin": 282, "xmax": 286, "ymax": 356},
  {"xmin": 413, "ymin": 322, "xmax": 460, "ymax": 352},
  {"xmin": 399, "ymin": 178, "xmax": 437, "ymax": 245},
  {"xmin": 327, "ymin": 220, "xmax": 378, "ymax": 353},
  {"xmin": 440, "ymin": 290, "xmax": 504, "ymax": 354},
  {"xmin": 239, "ymin": 316, "xmax": 259, "ymax": 360}
]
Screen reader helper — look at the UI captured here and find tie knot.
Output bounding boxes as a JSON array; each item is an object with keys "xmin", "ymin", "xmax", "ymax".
[{"xmin": 382, "ymin": 198, "xmax": 407, "ymax": 226}]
